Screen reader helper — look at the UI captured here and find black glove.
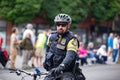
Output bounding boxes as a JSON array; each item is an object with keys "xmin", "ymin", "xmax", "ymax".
[
  {"xmin": 50, "ymin": 64, "xmax": 65, "ymax": 76},
  {"xmin": 43, "ymin": 62, "xmax": 49, "ymax": 71}
]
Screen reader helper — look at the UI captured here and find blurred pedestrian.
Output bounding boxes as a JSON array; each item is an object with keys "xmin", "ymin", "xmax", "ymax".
[
  {"xmin": 43, "ymin": 29, "xmax": 52, "ymax": 63},
  {"xmin": 87, "ymin": 42, "xmax": 96, "ymax": 64},
  {"xmin": 21, "ymin": 33, "xmax": 34, "ymax": 69},
  {"xmin": 10, "ymin": 27, "xmax": 21, "ymax": 68},
  {"xmin": 78, "ymin": 42, "xmax": 88, "ymax": 66},
  {"xmin": 112, "ymin": 34, "xmax": 119, "ymax": 63},
  {"xmin": 35, "ymin": 30, "xmax": 47, "ymax": 67},
  {"xmin": 0, "ymin": 36, "xmax": 5, "ymax": 67},
  {"xmin": 96, "ymin": 45, "xmax": 107, "ymax": 64},
  {"xmin": 23, "ymin": 24, "xmax": 36, "ymax": 45},
  {"xmin": 106, "ymin": 33, "xmax": 114, "ymax": 64},
  {"xmin": 107, "ymin": 33, "xmax": 114, "ymax": 57},
  {"xmin": 23, "ymin": 24, "xmax": 36, "ymax": 67},
  {"xmin": 0, "ymin": 36, "xmax": 3, "ymax": 50},
  {"xmin": 44, "ymin": 29, "xmax": 52, "ymax": 51}
]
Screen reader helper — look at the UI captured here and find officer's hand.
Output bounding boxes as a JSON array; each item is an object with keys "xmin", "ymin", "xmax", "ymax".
[
  {"xmin": 50, "ymin": 64, "xmax": 65, "ymax": 76},
  {"xmin": 43, "ymin": 62, "xmax": 49, "ymax": 71}
]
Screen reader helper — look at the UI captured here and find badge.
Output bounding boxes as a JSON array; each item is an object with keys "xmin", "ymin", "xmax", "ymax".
[{"xmin": 61, "ymin": 38, "xmax": 66, "ymax": 45}]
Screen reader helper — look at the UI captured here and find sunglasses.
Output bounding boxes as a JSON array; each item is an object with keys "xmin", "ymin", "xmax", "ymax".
[{"xmin": 56, "ymin": 23, "xmax": 68, "ymax": 27}]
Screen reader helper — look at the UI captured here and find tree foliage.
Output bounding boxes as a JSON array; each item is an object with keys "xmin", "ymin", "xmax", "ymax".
[
  {"xmin": 0, "ymin": 0, "xmax": 43, "ymax": 23},
  {"xmin": 89, "ymin": 0, "xmax": 120, "ymax": 22},
  {"xmin": 40, "ymin": 0, "xmax": 88, "ymax": 29},
  {"xmin": 40, "ymin": 0, "xmax": 120, "ymax": 28},
  {"xmin": 0, "ymin": 0, "xmax": 120, "ymax": 29}
]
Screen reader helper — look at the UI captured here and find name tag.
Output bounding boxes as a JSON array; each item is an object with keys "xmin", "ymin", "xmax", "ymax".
[{"xmin": 56, "ymin": 44, "xmax": 65, "ymax": 50}]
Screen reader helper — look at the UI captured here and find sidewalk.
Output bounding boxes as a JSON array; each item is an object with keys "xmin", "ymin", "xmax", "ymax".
[
  {"xmin": 3, "ymin": 55, "xmax": 23, "ymax": 69},
  {"xmin": 5, "ymin": 54, "xmax": 45, "ymax": 69}
]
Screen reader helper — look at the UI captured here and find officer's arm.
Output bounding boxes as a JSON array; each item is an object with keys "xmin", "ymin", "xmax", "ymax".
[{"xmin": 61, "ymin": 38, "xmax": 78, "ymax": 68}]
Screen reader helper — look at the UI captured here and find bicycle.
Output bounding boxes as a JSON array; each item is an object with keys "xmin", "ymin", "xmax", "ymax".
[
  {"xmin": 7, "ymin": 68, "xmax": 48, "ymax": 80},
  {"xmin": 7, "ymin": 64, "xmax": 86, "ymax": 80}
]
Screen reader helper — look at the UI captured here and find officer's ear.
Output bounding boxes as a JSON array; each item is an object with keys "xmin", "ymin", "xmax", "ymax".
[{"xmin": 67, "ymin": 24, "xmax": 71, "ymax": 29}]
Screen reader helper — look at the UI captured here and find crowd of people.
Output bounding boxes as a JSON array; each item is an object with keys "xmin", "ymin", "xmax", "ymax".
[
  {"xmin": 9, "ymin": 24, "xmax": 52, "ymax": 69},
  {"xmin": 0, "ymin": 25, "xmax": 119, "ymax": 70},
  {"xmin": 77, "ymin": 32, "xmax": 120, "ymax": 66},
  {"xmin": 0, "ymin": 24, "xmax": 119, "ymax": 69}
]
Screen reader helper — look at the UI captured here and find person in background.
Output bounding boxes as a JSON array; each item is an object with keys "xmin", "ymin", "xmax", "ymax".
[
  {"xmin": 23, "ymin": 24, "xmax": 36, "ymax": 45},
  {"xmin": 78, "ymin": 42, "xmax": 88, "ymax": 66},
  {"xmin": 43, "ymin": 29, "xmax": 52, "ymax": 63},
  {"xmin": 107, "ymin": 33, "xmax": 114, "ymax": 57},
  {"xmin": 21, "ymin": 33, "xmax": 34, "ymax": 69},
  {"xmin": 10, "ymin": 27, "xmax": 21, "ymax": 68},
  {"xmin": 0, "ymin": 36, "xmax": 3, "ymax": 50},
  {"xmin": 44, "ymin": 29, "xmax": 52, "ymax": 52},
  {"xmin": 96, "ymin": 45, "xmax": 107, "ymax": 64},
  {"xmin": 35, "ymin": 30, "xmax": 47, "ymax": 67},
  {"xmin": 23, "ymin": 24, "xmax": 36, "ymax": 68},
  {"xmin": 87, "ymin": 42, "xmax": 96, "ymax": 64},
  {"xmin": 0, "ymin": 36, "xmax": 5, "ymax": 67},
  {"xmin": 112, "ymin": 34, "xmax": 119, "ymax": 63}
]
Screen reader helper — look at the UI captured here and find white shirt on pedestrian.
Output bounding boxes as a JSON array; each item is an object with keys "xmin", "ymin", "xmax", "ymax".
[
  {"xmin": 23, "ymin": 29, "xmax": 36, "ymax": 46},
  {"xmin": 97, "ymin": 45, "xmax": 107, "ymax": 56},
  {"xmin": 113, "ymin": 37, "xmax": 119, "ymax": 49}
]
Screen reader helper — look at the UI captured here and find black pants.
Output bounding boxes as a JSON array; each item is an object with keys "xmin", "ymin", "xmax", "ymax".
[
  {"xmin": 44, "ymin": 72, "xmax": 75, "ymax": 80},
  {"xmin": 80, "ymin": 58, "xmax": 88, "ymax": 66},
  {"xmin": 0, "ymin": 50, "xmax": 7, "ymax": 67}
]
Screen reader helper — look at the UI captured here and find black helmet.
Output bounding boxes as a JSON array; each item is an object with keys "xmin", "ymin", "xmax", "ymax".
[{"xmin": 54, "ymin": 13, "xmax": 72, "ymax": 24}]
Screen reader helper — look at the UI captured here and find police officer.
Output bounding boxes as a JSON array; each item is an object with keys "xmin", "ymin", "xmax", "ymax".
[{"xmin": 43, "ymin": 13, "xmax": 79, "ymax": 80}]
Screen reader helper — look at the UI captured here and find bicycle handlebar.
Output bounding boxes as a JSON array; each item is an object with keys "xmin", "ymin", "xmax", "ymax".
[{"xmin": 8, "ymin": 68, "xmax": 48, "ymax": 76}]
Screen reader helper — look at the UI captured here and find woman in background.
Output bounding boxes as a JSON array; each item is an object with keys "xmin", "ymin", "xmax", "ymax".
[{"xmin": 78, "ymin": 42, "xmax": 88, "ymax": 66}]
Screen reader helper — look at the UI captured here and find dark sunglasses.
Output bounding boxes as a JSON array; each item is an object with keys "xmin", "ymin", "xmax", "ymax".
[{"xmin": 56, "ymin": 23, "xmax": 68, "ymax": 27}]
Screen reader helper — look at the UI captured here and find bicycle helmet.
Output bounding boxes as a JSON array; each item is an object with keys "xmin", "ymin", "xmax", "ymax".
[{"xmin": 54, "ymin": 13, "xmax": 72, "ymax": 24}]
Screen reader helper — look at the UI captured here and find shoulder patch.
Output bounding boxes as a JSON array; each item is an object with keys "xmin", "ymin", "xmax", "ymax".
[{"xmin": 72, "ymin": 39, "xmax": 77, "ymax": 46}]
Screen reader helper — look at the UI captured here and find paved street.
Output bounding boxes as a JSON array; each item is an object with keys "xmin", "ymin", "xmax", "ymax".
[
  {"xmin": 0, "ymin": 55, "xmax": 120, "ymax": 80},
  {"xmin": 82, "ymin": 64, "xmax": 120, "ymax": 80}
]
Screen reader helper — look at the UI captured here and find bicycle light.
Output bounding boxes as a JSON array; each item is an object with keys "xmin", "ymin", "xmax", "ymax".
[{"xmin": 34, "ymin": 68, "xmax": 41, "ymax": 74}]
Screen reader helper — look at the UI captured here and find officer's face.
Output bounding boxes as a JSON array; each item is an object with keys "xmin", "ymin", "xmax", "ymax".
[{"xmin": 56, "ymin": 22, "xmax": 70, "ymax": 34}]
